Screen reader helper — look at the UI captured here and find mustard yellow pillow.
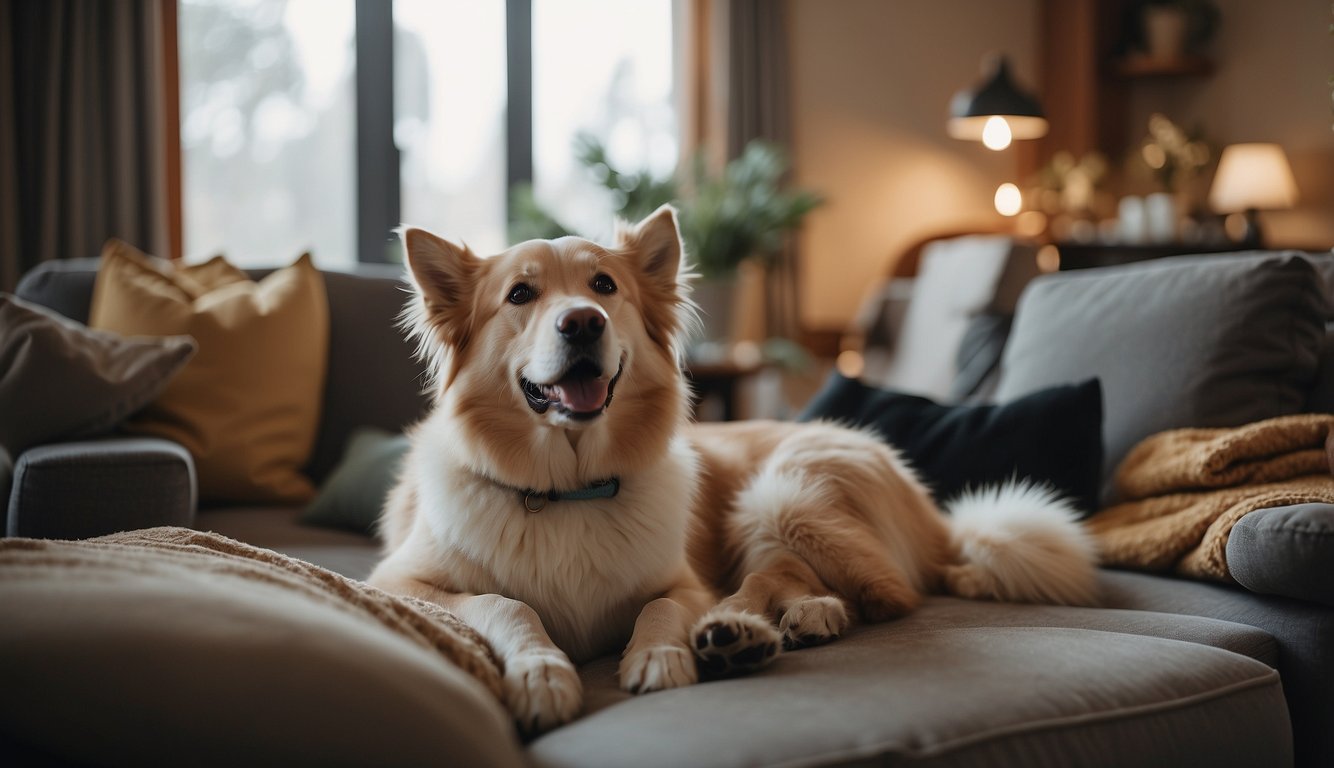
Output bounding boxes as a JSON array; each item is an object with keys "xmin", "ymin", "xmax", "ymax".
[{"xmin": 89, "ymin": 241, "xmax": 329, "ymax": 504}]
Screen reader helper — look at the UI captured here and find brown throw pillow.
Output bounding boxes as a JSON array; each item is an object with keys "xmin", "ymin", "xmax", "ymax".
[
  {"xmin": 0, "ymin": 293, "xmax": 196, "ymax": 455},
  {"xmin": 89, "ymin": 240, "xmax": 329, "ymax": 504}
]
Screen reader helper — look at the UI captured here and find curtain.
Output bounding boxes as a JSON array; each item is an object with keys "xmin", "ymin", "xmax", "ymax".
[
  {"xmin": 722, "ymin": 0, "xmax": 791, "ymax": 160},
  {"xmin": 0, "ymin": 0, "xmax": 178, "ymax": 292},
  {"xmin": 683, "ymin": 0, "xmax": 799, "ymax": 340}
]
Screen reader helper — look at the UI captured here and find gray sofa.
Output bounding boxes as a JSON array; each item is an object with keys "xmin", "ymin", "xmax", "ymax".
[{"xmin": 7, "ymin": 252, "xmax": 1334, "ymax": 767}]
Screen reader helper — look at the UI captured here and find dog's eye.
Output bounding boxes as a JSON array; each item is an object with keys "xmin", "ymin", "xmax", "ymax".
[
  {"xmin": 507, "ymin": 283, "xmax": 534, "ymax": 305},
  {"xmin": 591, "ymin": 273, "xmax": 617, "ymax": 295}
]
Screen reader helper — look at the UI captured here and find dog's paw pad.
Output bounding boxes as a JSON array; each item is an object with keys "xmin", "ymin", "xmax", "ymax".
[
  {"xmin": 779, "ymin": 595, "xmax": 848, "ymax": 650},
  {"xmin": 691, "ymin": 609, "xmax": 781, "ymax": 678},
  {"xmin": 503, "ymin": 652, "xmax": 582, "ymax": 736},
  {"xmin": 620, "ymin": 644, "xmax": 697, "ymax": 694}
]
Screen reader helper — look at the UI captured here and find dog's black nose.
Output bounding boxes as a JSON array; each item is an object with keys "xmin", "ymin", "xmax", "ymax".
[{"xmin": 557, "ymin": 306, "xmax": 607, "ymax": 345}]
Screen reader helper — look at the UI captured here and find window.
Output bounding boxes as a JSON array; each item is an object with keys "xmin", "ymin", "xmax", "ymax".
[
  {"xmin": 179, "ymin": 0, "xmax": 357, "ymax": 268},
  {"xmin": 179, "ymin": 0, "xmax": 676, "ymax": 266},
  {"xmin": 393, "ymin": 1, "xmax": 508, "ymax": 256},
  {"xmin": 531, "ymin": 0, "xmax": 677, "ymax": 242}
]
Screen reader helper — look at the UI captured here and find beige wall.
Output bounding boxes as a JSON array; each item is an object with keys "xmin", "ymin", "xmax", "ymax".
[
  {"xmin": 788, "ymin": 0, "xmax": 1039, "ymax": 332},
  {"xmin": 789, "ymin": 0, "xmax": 1334, "ymax": 333},
  {"xmin": 1123, "ymin": 0, "xmax": 1334, "ymax": 250}
]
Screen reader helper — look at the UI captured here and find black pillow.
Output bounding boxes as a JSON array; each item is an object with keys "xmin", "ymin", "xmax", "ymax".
[{"xmin": 797, "ymin": 375, "xmax": 1104, "ymax": 517}]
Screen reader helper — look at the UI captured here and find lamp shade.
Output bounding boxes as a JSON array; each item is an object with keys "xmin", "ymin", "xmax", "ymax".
[
  {"xmin": 1209, "ymin": 143, "xmax": 1299, "ymax": 213},
  {"xmin": 948, "ymin": 56, "xmax": 1048, "ymax": 142}
]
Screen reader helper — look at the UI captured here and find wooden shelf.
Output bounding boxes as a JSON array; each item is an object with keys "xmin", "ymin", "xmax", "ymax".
[
  {"xmin": 1033, "ymin": 1, "xmax": 1222, "ymax": 181},
  {"xmin": 1114, "ymin": 54, "xmax": 1215, "ymax": 78}
]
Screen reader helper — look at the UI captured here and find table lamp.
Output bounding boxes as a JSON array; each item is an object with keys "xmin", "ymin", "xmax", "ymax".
[
  {"xmin": 1208, "ymin": 143, "xmax": 1299, "ymax": 247},
  {"xmin": 947, "ymin": 55, "xmax": 1048, "ymax": 151}
]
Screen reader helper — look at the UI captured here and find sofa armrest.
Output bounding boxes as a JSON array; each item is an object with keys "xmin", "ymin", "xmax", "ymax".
[
  {"xmin": 1228, "ymin": 503, "xmax": 1334, "ymax": 607},
  {"xmin": 7, "ymin": 437, "xmax": 196, "ymax": 539}
]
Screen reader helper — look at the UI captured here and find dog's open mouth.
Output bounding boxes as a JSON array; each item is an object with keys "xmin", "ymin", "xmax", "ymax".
[{"xmin": 521, "ymin": 358, "xmax": 622, "ymax": 421}]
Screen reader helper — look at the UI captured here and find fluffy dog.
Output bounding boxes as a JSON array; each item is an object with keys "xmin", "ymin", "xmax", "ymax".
[{"xmin": 368, "ymin": 205, "xmax": 1098, "ymax": 734}]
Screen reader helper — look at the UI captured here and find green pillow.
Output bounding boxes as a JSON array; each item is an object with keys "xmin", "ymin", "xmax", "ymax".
[{"xmin": 302, "ymin": 428, "xmax": 410, "ymax": 536}]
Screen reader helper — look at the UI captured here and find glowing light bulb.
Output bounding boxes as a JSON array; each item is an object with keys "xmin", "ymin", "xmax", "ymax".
[
  {"xmin": 981, "ymin": 116, "xmax": 1013, "ymax": 150},
  {"xmin": 835, "ymin": 350, "xmax": 864, "ymax": 379},
  {"xmin": 994, "ymin": 183, "xmax": 1022, "ymax": 216},
  {"xmin": 1036, "ymin": 244, "xmax": 1061, "ymax": 273}
]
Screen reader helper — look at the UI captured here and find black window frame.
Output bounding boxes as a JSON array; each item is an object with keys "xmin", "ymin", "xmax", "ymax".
[{"xmin": 354, "ymin": 0, "xmax": 533, "ymax": 264}]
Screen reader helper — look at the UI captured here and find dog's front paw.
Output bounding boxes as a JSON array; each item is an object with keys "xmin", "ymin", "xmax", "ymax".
[
  {"xmin": 691, "ymin": 608, "xmax": 780, "ymax": 679},
  {"xmin": 619, "ymin": 644, "xmax": 697, "ymax": 694},
  {"xmin": 779, "ymin": 595, "xmax": 848, "ymax": 650},
  {"xmin": 503, "ymin": 651, "xmax": 582, "ymax": 736}
]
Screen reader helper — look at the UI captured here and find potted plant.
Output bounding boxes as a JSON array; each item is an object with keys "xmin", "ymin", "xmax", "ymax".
[
  {"xmin": 511, "ymin": 135, "xmax": 823, "ymax": 348},
  {"xmin": 1137, "ymin": 112, "xmax": 1212, "ymax": 242},
  {"xmin": 675, "ymin": 142, "xmax": 823, "ymax": 281},
  {"xmin": 1137, "ymin": 0, "xmax": 1219, "ymax": 61}
]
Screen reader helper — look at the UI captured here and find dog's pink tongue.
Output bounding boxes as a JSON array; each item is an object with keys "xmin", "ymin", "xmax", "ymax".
[{"xmin": 554, "ymin": 376, "xmax": 610, "ymax": 413}]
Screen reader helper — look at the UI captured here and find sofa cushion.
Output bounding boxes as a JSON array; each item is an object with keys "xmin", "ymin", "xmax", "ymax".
[
  {"xmin": 0, "ymin": 446, "xmax": 11, "ymax": 520},
  {"xmin": 196, "ymin": 507, "xmax": 381, "ymax": 581},
  {"xmin": 995, "ymin": 252, "xmax": 1327, "ymax": 502},
  {"xmin": 1099, "ymin": 568, "xmax": 1334, "ymax": 766},
  {"xmin": 533, "ymin": 597, "xmax": 1288, "ymax": 768},
  {"xmin": 798, "ymin": 374, "xmax": 1103, "ymax": 515},
  {"xmin": 1227, "ymin": 503, "xmax": 1334, "ymax": 608},
  {"xmin": 1302, "ymin": 251, "xmax": 1334, "ymax": 313},
  {"xmin": 304, "ymin": 268, "xmax": 430, "ymax": 482},
  {"xmin": 1305, "ymin": 325, "xmax": 1334, "ymax": 412},
  {"xmin": 12, "ymin": 258, "xmax": 99, "ymax": 323},
  {"xmin": 89, "ymin": 241, "xmax": 329, "ymax": 505},
  {"xmin": 0, "ymin": 293, "xmax": 195, "ymax": 456}
]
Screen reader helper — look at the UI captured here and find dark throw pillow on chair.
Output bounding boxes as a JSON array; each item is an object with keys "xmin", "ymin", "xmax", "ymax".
[{"xmin": 798, "ymin": 374, "xmax": 1104, "ymax": 517}]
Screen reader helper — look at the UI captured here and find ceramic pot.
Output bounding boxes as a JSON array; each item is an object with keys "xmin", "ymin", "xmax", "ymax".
[
  {"xmin": 1144, "ymin": 6, "xmax": 1188, "ymax": 60},
  {"xmin": 1144, "ymin": 192, "xmax": 1179, "ymax": 244}
]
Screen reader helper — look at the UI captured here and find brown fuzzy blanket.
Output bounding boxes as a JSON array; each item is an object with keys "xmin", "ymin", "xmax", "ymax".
[
  {"xmin": 0, "ymin": 527, "xmax": 503, "ymax": 699},
  {"xmin": 1086, "ymin": 414, "xmax": 1334, "ymax": 582}
]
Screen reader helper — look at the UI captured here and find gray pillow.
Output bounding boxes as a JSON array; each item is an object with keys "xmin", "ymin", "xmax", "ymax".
[
  {"xmin": 1228, "ymin": 504, "xmax": 1334, "ymax": 607},
  {"xmin": 994, "ymin": 252, "xmax": 1327, "ymax": 503},
  {"xmin": 0, "ymin": 293, "xmax": 196, "ymax": 455}
]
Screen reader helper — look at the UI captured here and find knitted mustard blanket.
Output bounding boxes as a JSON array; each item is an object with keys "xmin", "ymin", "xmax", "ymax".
[
  {"xmin": 1085, "ymin": 413, "xmax": 1334, "ymax": 582},
  {"xmin": 0, "ymin": 527, "xmax": 503, "ymax": 700}
]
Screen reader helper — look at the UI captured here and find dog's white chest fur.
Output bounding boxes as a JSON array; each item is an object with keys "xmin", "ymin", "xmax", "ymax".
[{"xmin": 410, "ymin": 433, "xmax": 699, "ymax": 663}]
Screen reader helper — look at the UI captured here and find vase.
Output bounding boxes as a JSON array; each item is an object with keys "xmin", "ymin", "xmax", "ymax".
[
  {"xmin": 1144, "ymin": 192, "xmax": 1179, "ymax": 244},
  {"xmin": 1117, "ymin": 196, "xmax": 1147, "ymax": 244},
  {"xmin": 689, "ymin": 260, "xmax": 768, "ymax": 358},
  {"xmin": 1144, "ymin": 6, "xmax": 1188, "ymax": 60}
]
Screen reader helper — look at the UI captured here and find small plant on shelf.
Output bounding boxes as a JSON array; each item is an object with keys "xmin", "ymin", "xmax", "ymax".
[
  {"xmin": 1139, "ymin": 113, "xmax": 1211, "ymax": 194},
  {"xmin": 509, "ymin": 134, "xmax": 823, "ymax": 280}
]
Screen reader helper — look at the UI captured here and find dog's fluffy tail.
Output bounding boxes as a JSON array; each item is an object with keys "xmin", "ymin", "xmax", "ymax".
[{"xmin": 941, "ymin": 482, "xmax": 1099, "ymax": 606}]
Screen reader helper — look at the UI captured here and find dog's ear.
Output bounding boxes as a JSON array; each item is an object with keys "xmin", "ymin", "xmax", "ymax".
[
  {"xmin": 614, "ymin": 204, "xmax": 698, "ymax": 354},
  {"xmin": 401, "ymin": 227, "xmax": 481, "ymax": 309},
  {"xmin": 615, "ymin": 204, "xmax": 685, "ymax": 289},
  {"xmin": 400, "ymin": 227, "xmax": 483, "ymax": 361}
]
